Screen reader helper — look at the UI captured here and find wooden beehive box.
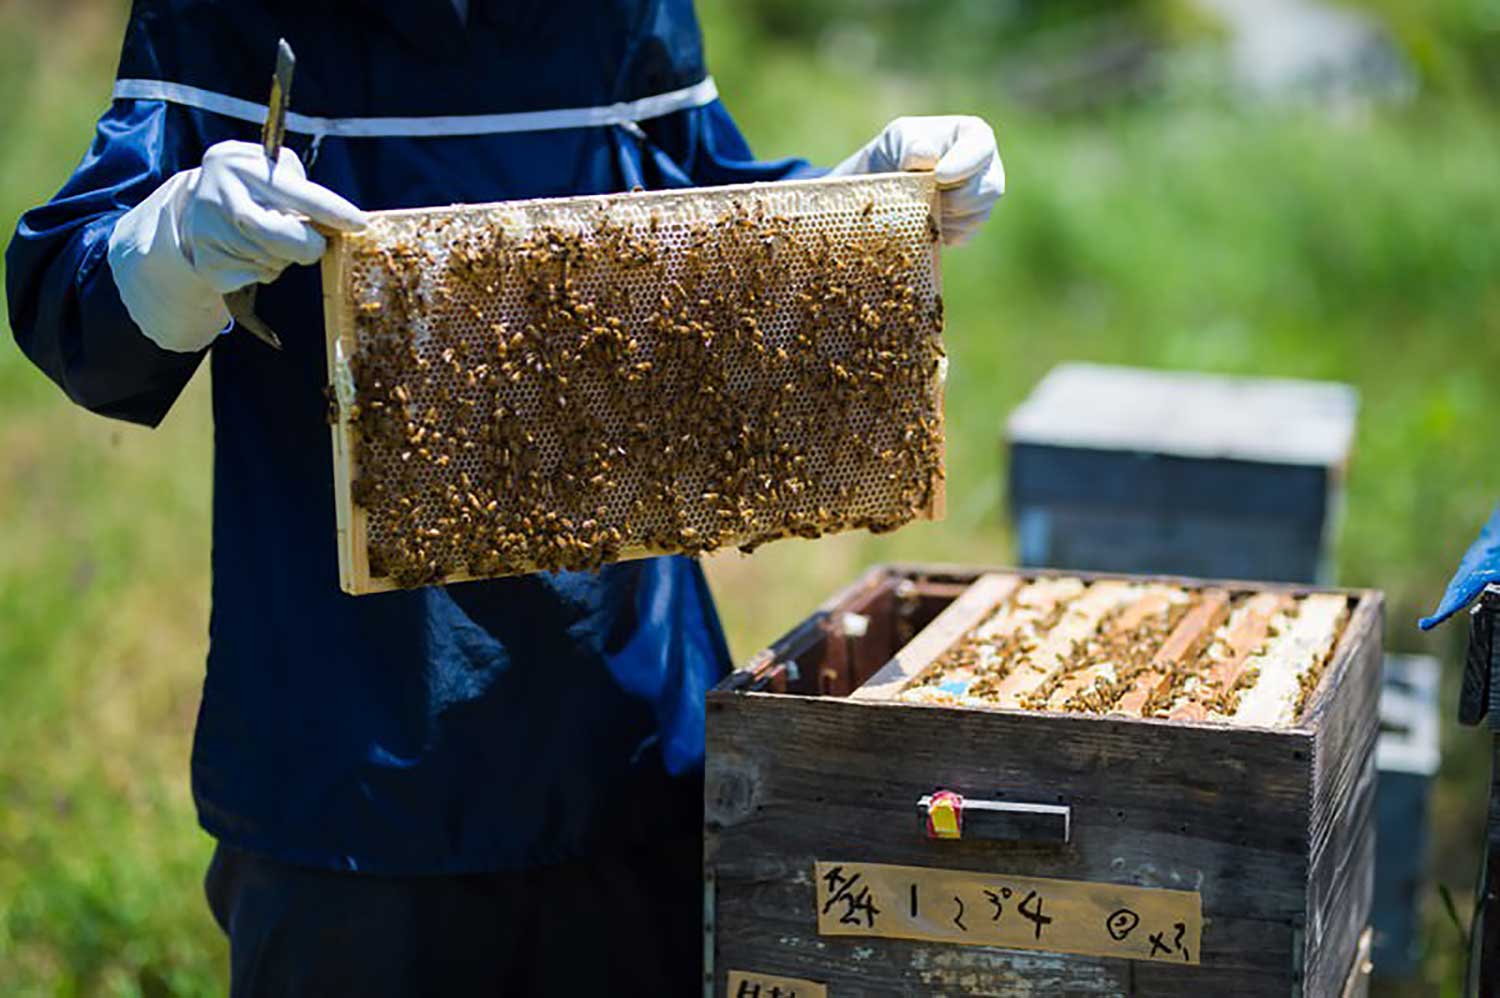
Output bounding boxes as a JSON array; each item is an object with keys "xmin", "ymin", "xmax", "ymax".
[
  {"xmin": 706, "ymin": 564, "xmax": 1382, "ymax": 997},
  {"xmin": 320, "ymin": 174, "xmax": 944, "ymax": 594},
  {"xmin": 1007, "ymin": 365, "xmax": 1358, "ymax": 584}
]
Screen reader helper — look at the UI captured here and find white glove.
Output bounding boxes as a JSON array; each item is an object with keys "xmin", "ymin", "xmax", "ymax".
[
  {"xmin": 829, "ymin": 116, "xmax": 1005, "ymax": 247},
  {"xmin": 108, "ymin": 140, "xmax": 367, "ymax": 353}
]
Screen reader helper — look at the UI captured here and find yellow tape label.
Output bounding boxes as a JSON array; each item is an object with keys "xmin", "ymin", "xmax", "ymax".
[
  {"xmin": 725, "ymin": 970, "xmax": 827, "ymax": 997},
  {"xmin": 814, "ymin": 860, "xmax": 1202, "ymax": 965}
]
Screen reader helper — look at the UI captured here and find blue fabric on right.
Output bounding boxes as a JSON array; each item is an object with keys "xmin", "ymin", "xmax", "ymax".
[{"xmin": 1420, "ymin": 504, "xmax": 1500, "ymax": 630}]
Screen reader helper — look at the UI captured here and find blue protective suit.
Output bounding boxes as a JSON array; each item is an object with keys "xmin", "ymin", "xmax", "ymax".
[
  {"xmin": 1421, "ymin": 505, "xmax": 1500, "ymax": 631},
  {"xmin": 6, "ymin": 0, "xmax": 811, "ymax": 873}
]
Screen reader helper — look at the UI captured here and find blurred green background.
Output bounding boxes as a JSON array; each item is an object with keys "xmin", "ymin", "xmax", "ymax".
[{"xmin": 1, "ymin": 0, "xmax": 1496, "ymax": 993}]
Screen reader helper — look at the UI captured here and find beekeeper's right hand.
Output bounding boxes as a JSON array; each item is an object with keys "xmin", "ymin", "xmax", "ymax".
[{"xmin": 107, "ymin": 140, "xmax": 367, "ymax": 353}]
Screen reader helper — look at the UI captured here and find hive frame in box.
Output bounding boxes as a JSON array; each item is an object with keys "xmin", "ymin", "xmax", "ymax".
[
  {"xmin": 705, "ymin": 564, "xmax": 1382, "ymax": 997},
  {"xmin": 321, "ymin": 174, "xmax": 944, "ymax": 594}
]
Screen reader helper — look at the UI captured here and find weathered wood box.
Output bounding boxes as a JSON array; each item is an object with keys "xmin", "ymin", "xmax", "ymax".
[
  {"xmin": 706, "ymin": 564, "xmax": 1382, "ymax": 996},
  {"xmin": 1007, "ymin": 365, "xmax": 1358, "ymax": 584}
]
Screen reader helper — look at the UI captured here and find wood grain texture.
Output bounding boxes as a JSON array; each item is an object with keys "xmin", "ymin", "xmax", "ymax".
[
  {"xmin": 853, "ymin": 574, "xmax": 1021, "ymax": 700},
  {"xmin": 1305, "ymin": 594, "xmax": 1383, "ymax": 859},
  {"xmin": 986, "ymin": 580, "xmax": 1136, "ymax": 708},
  {"xmin": 707, "ymin": 693, "xmax": 1316, "ymax": 857},
  {"xmin": 1005, "ymin": 364, "xmax": 1358, "ymax": 469},
  {"xmin": 709, "ymin": 566, "xmax": 1382, "ymax": 996},
  {"xmin": 1306, "ymin": 815, "xmax": 1375, "ymax": 998},
  {"xmin": 707, "ymin": 692, "xmax": 1320, "ymax": 995},
  {"xmin": 716, "ymin": 875, "xmax": 1292, "ymax": 993},
  {"xmin": 1170, "ymin": 593, "xmax": 1289, "ymax": 722},
  {"xmin": 725, "ymin": 969, "xmax": 827, "ymax": 998},
  {"xmin": 811, "ymin": 860, "xmax": 1202, "ymax": 964},
  {"xmin": 728, "ymin": 566, "xmax": 892, "ymax": 695},
  {"xmin": 1302, "ymin": 594, "xmax": 1380, "ymax": 998},
  {"xmin": 824, "ymin": 574, "xmax": 904, "ymax": 696},
  {"xmin": 1045, "ymin": 588, "xmax": 1178, "ymax": 710},
  {"xmin": 1113, "ymin": 589, "xmax": 1230, "ymax": 717},
  {"xmin": 711, "ymin": 917, "xmax": 1134, "ymax": 998},
  {"xmin": 1233, "ymin": 594, "xmax": 1349, "ymax": 729}
]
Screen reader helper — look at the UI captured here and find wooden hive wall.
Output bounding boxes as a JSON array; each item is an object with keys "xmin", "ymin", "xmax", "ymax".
[
  {"xmin": 1303, "ymin": 594, "xmax": 1383, "ymax": 997},
  {"xmin": 706, "ymin": 566, "xmax": 1382, "ymax": 997}
]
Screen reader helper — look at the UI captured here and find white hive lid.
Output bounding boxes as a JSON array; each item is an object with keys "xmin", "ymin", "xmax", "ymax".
[{"xmin": 1006, "ymin": 363, "xmax": 1358, "ymax": 468}]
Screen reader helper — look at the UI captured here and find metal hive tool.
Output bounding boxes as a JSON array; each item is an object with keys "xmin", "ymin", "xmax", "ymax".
[{"xmin": 322, "ymin": 173, "xmax": 945, "ymax": 594}]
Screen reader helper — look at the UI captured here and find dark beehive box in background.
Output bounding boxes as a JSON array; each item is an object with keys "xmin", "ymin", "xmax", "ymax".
[
  {"xmin": 706, "ymin": 564, "xmax": 1381, "ymax": 997},
  {"xmin": 1370, "ymin": 654, "xmax": 1440, "ymax": 979},
  {"xmin": 1006, "ymin": 365, "xmax": 1358, "ymax": 584}
]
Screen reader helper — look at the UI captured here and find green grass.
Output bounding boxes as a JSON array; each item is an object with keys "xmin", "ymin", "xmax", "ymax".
[
  {"xmin": 1, "ymin": 1, "xmax": 1497, "ymax": 994},
  {"xmin": 0, "ymin": 3, "xmax": 222, "ymax": 993}
]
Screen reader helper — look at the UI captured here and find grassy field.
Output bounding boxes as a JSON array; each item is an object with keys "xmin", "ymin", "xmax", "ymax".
[{"xmin": 1, "ymin": 1, "xmax": 1496, "ymax": 994}]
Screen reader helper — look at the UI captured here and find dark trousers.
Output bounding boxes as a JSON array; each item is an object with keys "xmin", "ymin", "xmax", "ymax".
[{"xmin": 205, "ymin": 835, "xmax": 702, "ymax": 997}]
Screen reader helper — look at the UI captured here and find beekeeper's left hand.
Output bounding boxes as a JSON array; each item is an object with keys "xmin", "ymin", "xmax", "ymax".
[{"xmin": 829, "ymin": 116, "xmax": 1005, "ymax": 247}]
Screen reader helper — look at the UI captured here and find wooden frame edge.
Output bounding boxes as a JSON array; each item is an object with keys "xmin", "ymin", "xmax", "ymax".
[
  {"xmin": 1299, "ymin": 590, "xmax": 1385, "ymax": 731},
  {"xmin": 924, "ymin": 178, "xmax": 947, "ymax": 523},
  {"xmin": 323, "ymin": 175, "xmax": 945, "ymax": 595},
  {"xmin": 321, "ymin": 235, "xmax": 371, "ymax": 595},
  {"xmin": 353, "ymin": 170, "xmax": 934, "ymax": 225},
  {"xmin": 717, "ymin": 563, "xmax": 1383, "ymax": 739},
  {"xmin": 851, "ymin": 573, "xmax": 1020, "ymax": 700}
]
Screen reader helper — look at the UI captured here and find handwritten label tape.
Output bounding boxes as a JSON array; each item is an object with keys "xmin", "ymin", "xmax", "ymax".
[
  {"xmin": 726, "ymin": 970, "xmax": 827, "ymax": 997},
  {"xmin": 814, "ymin": 860, "xmax": 1202, "ymax": 965}
]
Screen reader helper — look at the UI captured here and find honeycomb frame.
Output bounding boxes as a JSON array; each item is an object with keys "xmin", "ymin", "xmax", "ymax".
[
  {"xmin": 321, "ymin": 172, "xmax": 946, "ymax": 594},
  {"xmin": 856, "ymin": 574, "xmax": 1352, "ymax": 729}
]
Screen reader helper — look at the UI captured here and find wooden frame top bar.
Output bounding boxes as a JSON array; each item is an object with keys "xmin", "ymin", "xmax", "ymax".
[
  {"xmin": 851, "ymin": 573, "xmax": 1020, "ymax": 700},
  {"xmin": 847, "ymin": 570, "xmax": 1361, "ymax": 730}
]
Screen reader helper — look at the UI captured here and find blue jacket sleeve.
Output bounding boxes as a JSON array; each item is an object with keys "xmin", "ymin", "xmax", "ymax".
[
  {"xmin": 1420, "ymin": 504, "xmax": 1500, "ymax": 630},
  {"xmin": 5, "ymin": 100, "xmax": 207, "ymax": 427}
]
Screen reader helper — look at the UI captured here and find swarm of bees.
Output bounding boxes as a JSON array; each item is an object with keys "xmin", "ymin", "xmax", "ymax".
[
  {"xmin": 901, "ymin": 582, "xmax": 1349, "ymax": 729},
  {"xmin": 333, "ymin": 177, "xmax": 945, "ymax": 588}
]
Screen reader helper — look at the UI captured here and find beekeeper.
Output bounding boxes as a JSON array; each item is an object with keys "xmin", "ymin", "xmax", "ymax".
[{"xmin": 5, "ymin": 1, "xmax": 1003, "ymax": 993}]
